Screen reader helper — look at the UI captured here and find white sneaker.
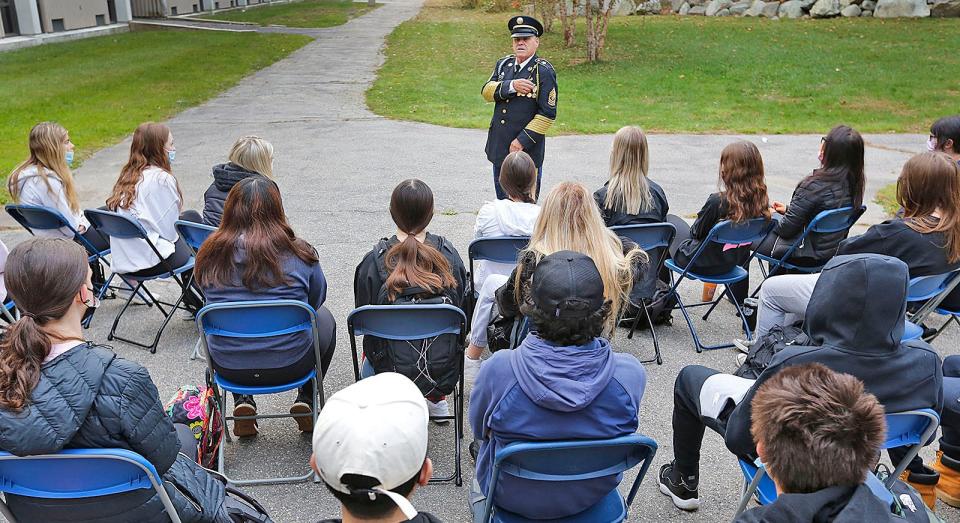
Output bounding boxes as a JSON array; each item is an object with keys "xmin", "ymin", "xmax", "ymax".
[
  {"xmin": 733, "ymin": 338, "xmax": 754, "ymax": 354},
  {"xmin": 736, "ymin": 353, "xmax": 748, "ymax": 367},
  {"xmin": 463, "ymin": 355, "xmax": 482, "ymax": 387},
  {"xmin": 428, "ymin": 399, "xmax": 451, "ymax": 424}
]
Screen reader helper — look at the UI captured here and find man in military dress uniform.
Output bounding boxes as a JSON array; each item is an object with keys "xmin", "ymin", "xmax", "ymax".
[{"xmin": 481, "ymin": 15, "xmax": 557, "ymax": 200}]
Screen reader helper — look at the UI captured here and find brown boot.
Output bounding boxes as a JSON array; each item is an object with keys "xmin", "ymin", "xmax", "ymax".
[
  {"xmin": 701, "ymin": 283, "xmax": 717, "ymax": 302},
  {"xmin": 934, "ymin": 450, "xmax": 960, "ymax": 507},
  {"xmin": 900, "ymin": 465, "xmax": 939, "ymax": 510}
]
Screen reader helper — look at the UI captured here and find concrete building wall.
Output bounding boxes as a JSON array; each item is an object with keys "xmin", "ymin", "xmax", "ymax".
[
  {"xmin": 37, "ymin": 0, "xmax": 110, "ymax": 32},
  {"xmin": 166, "ymin": 0, "xmax": 202, "ymax": 15}
]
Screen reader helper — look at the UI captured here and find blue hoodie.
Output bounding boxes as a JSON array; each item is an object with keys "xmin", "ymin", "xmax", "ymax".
[{"xmin": 469, "ymin": 334, "xmax": 646, "ymax": 519}]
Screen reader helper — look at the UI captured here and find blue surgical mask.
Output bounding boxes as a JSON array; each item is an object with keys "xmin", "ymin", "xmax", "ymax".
[
  {"xmin": 65, "ymin": 150, "xmax": 74, "ymax": 166},
  {"xmin": 168, "ymin": 150, "xmax": 176, "ymax": 164},
  {"xmin": 928, "ymin": 137, "xmax": 938, "ymax": 152}
]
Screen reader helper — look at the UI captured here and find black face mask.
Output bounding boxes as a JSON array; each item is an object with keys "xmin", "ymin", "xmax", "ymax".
[{"xmin": 81, "ymin": 287, "xmax": 100, "ymax": 324}]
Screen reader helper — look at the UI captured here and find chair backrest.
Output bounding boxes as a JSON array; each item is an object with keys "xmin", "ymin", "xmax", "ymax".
[
  {"xmin": 197, "ymin": 299, "xmax": 317, "ymax": 341},
  {"xmin": 884, "ymin": 409, "xmax": 940, "ymax": 449},
  {"xmin": 5, "ymin": 204, "xmax": 75, "ymax": 233},
  {"xmin": 83, "ymin": 208, "xmax": 148, "ymax": 240},
  {"xmin": 907, "ymin": 270, "xmax": 960, "ymax": 304},
  {"xmin": 484, "ymin": 435, "xmax": 657, "ymax": 521},
  {"xmin": 347, "ymin": 304, "xmax": 466, "ymax": 341},
  {"xmin": 0, "ymin": 449, "xmax": 181, "ymax": 522},
  {"xmin": 469, "ymin": 236, "xmax": 530, "ymax": 265},
  {"xmin": 175, "ymin": 220, "xmax": 217, "ymax": 253},
  {"xmin": 706, "ymin": 218, "xmax": 775, "ymax": 246},
  {"xmin": 807, "ymin": 206, "xmax": 865, "ymax": 235},
  {"xmin": 611, "ymin": 222, "xmax": 677, "ymax": 252}
]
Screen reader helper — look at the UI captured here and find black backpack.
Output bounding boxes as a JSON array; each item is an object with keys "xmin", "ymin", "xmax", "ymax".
[
  {"xmin": 618, "ymin": 279, "xmax": 676, "ymax": 330},
  {"xmin": 366, "ymin": 239, "xmax": 463, "ymax": 398},
  {"xmin": 734, "ymin": 321, "xmax": 809, "ymax": 379}
]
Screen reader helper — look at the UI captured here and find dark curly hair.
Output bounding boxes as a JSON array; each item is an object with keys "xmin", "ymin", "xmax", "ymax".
[{"xmin": 521, "ymin": 300, "xmax": 612, "ymax": 346}]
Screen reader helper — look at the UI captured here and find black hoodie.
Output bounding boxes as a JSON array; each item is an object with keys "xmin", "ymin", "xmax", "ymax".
[
  {"xmin": 202, "ymin": 163, "xmax": 267, "ymax": 226},
  {"xmin": 734, "ymin": 483, "xmax": 932, "ymax": 523},
  {"xmin": 724, "ymin": 253, "xmax": 944, "ymax": 459}
]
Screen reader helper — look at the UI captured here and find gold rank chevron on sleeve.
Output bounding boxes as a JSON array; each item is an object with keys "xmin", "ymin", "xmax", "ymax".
[{"xmin": 481, "ymin": 81, "xmax": 501, "ymax": 103}]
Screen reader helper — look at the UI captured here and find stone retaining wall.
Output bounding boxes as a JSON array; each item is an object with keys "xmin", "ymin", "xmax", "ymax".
[{"xmin": 618, "ymin": 0, "xmax": 959, "ymax": 17}]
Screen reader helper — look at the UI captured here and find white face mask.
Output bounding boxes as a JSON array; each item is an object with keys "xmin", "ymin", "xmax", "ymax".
[{"xmin": 928, "ymin": 137, "xmax": 939, "ymax": 152}]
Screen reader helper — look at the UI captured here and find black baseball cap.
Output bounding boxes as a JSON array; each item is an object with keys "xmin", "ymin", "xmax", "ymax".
[
  {"xmin": 508, "ymin": 15, "xmax": 543, "ymax": 38},
  {"xmin": 530, "ymin": 251, "xmax": 605, "ymax": 319}
]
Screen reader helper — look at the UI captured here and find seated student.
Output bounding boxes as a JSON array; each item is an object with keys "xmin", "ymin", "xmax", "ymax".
[
  {"xmin": 354, "ymin": 179, "xmax": 468, "ymax": 420},
  {"xmin": 494, "ymin": 181, "xmax": 644, "ymax": 342},
  {"xmin": 0, "ymin": 238, "xmax": 231, "ymax": 522},
  {"xmin": 739, "ymin": 151, "xmax": 960, "ymax": 348},
  {"xmin": 593, "ymin": 125, "xmax": 680, "ymax": 305},
  {"xmin": 755, "ymin": 125, "xmax": 865, "ymax": 268},
  {"xmin": 929, "ymin": 115, "xmax": 960, "ymax": 166},
  {"xmin": 469, "ymin": 251, "xmax": 646, "ymax": 520},
  {"xmin": 105, "ymin": 122, "xmax": 204, "ymax": 311},
  {"xmin": 7, "ymin": 122, "xmax": 109, "ymax": 252},
  {"xmin": 195, "ymin": 177, "xmax": 335, "ymax": 437},
  {"xmin": 736, "ymin": 363, "xmax": 935, "ymax": 523},
  {"xmin": 312, "ymin": 373, "xmax": 441, "ymax": 523},
  {"xmin": 463, "ymin": 151, "xmax": 540, "ymax": 383},
  {"xmin": 925, "ymin": 356, "xmax": 960, "ymax": 509},
  {"xmin": 658, "ymin": 253, "xmax": 943, "ymax": 512},
  {"xmin": 670, "ymin": 140, "xmax": 771, "ymax": 304},
  {"xmin": 203, "ymin": 135, "xmax": 274, "ymax": 226}
]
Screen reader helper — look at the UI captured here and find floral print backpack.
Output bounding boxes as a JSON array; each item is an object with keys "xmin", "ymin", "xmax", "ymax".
[{"xmin": 165, "ymin": 384, "xmax": 224, "ymax": 469}]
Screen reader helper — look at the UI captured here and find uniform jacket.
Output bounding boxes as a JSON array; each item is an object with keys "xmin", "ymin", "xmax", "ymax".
[
  {"xmin": 771, "ymin": 172, "xmax": 855, "ymax": 263},
  {"xmin": 723, "ymin": 254, "xmax": 944, "ymax": 460},
  {"xmin": 482, "ymin": 53, "xmax": 558, "ymax": 168},
  {"xmin": 470, "ymin": 334, "xmax": 645, "ymax": 519},
  {"xmin": 203, "ymin": 163, "xmax": 267, "ymax": 226},
  {"xmin": 0, "ymin": 343, "xmax": 226, "ymax": 522}
]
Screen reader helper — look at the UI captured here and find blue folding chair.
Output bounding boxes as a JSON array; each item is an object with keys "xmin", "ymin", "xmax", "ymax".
[
  {"xmin": 175, "ymin": 220, "xmax": 217, "ymax": 360},
  {"xmin": 748, "ymin": 206, "xmax": 865, "ymax": 297},
  {"xmin": 902, "ymin": 270, "xmax": 960, "ymax": 342},
  {"xmin": 347, "ymin": 304, "xmax": 467, "ymax": 486},
  {"xmin": 84, "ymin": 209, "xmax": 197, "ymax": 353},
  {"xmin": 197, "ymin": 299, "xmax": 326, "ymax": 486},
  {"xmin": 0, "ymin": 448, "xmax": 182, "ymax": 523},
  {"xmin": 734, "ymin": 408, "xmax": 940, "ymax": 517},
  {"xmin": 4, "ymin": 203, "xmax": 132, "ymax": 325},
  {"xmin": 611, "ymin": 223, "xmax": 677, "ymax": 365},
  {"xmin": 480, "ymin": 434, "xmax": 658, "ymax": 523},
  {"xmin": 664, "ymin": 218, "xmax": 775, "ymax": 352},
  {"xmin": 467, "ymin": 236, "xmax": 530, "ymax": 328}
]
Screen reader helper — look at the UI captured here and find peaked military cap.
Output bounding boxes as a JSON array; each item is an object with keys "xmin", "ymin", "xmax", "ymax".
[{"xmin": 508, "ymin": 15, "xmax": 543, "ymax": 38}]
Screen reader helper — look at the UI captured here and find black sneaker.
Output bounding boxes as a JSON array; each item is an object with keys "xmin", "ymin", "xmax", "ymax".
[
  {"xmin": 658, "ymin": 461, "xmax": 700, "ymax": 511},
  {"xmin": 469, "ymin": 440, "xmax": 480, "ymax": 462}
]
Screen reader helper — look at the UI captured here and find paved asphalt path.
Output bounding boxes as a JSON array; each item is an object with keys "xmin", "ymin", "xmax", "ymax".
[{"xmin": 2, "ymin": 2, "xmax": 958, "ymax": 521}]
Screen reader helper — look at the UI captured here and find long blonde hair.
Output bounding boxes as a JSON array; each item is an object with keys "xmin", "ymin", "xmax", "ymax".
[
  {"xmin": 519, "ymin": 181, "xmax": 646, "ymax": 331},
  {"xmin": 604, "ymin": 126, "xmax": 652, "ymax": 215},
  {"xmin": 229, "ymin": 136, "xmax": 274, "ymax": 178},
  {"xmin": 7, "ymin": 122, "xmax": 80, "ymax": 214}
]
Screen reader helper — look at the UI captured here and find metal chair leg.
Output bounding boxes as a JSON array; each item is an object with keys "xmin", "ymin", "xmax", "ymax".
[
  {"xmin": 638, "ymin": 304, "xmax": 662, "ymax": 365},
  {"xmin": 734, "ymin": 467, "xmax": 765, "ymax": 518}
]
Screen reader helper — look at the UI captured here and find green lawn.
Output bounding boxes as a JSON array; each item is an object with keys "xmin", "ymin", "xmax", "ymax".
[
  {"xmin": 199, "ymin": 0, "xmax": 378, "ymax": 28},
  {"xmin": 0, "ymin": 29, "xmax": 310, "ymax": 199},
  {"xmin": 368, "ymin": 1, "xmax": 960, "ymax": 134}
]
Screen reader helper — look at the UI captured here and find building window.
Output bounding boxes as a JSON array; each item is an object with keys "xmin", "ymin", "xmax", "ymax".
[
  {"xmin": 96, "ymin": 14, "xmax": 106, "ymax": 25},
  {"xmin": 193, "ymin": 4, "xmax": 198, "ymax": 11},
  {"xmin": 51, "ymin": 18, "xmax": 65, "ymax": 32},
  {"xmin": 171, "ymin": 6, "xmax": 178, "ymax": 15}
]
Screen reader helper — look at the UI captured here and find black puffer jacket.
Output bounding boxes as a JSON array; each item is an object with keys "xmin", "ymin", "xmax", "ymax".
[
  {"xmin": 203, "ymin": 163, "xmax": 267, "ymax": 226},
  {"xmin": 0, "ymin": 343, "xmax": 226, "ymax": 522},
  {"xmin": 770, "ymin": 172, "xmax": 855, "ymax": 263},
  {"xmin": 593, "ymin": 180, "xmax": 669, "ymax": 227}
]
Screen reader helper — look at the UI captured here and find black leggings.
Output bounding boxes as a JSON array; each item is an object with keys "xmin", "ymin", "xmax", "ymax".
[{"xmin": 214, "ymin": 305, "xmax": 337, "ymax": 406}]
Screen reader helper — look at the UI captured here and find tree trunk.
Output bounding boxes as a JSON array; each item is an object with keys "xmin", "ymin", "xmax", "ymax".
[
  {"xmin": 585, "ymin": 0, "xmax": 616, "ymax": 61},
  {"xmin": 559, "ymin": 0, "xmax": 577, "ymax": 47}
]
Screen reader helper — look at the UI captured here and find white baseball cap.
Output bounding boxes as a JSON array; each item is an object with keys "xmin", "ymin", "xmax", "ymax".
[{"xmin": 312, "ymin": 372, "xmax": 428, "ymax": 518}]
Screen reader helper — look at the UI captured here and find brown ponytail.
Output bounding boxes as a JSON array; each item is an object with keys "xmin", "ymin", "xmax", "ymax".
[
  {"xmin": 499, "ymin": 152, "xmax": 538, "ymax": 204},
  {"xmin": 0, "ymin": 238, "xmax": 88, "ymax": 411},
  {"xmin": 383, "ymin": 179, "xmax": 457, "ymax": 301}
]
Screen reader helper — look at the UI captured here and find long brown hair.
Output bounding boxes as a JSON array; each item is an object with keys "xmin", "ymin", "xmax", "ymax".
[
  {"xmin": 8, "ymin": 122, "xmax": 80, "ymax": 213},
  {"xmin": 106, "ymin": 122, "xmax": 182, "ymax": 210},
  {"xmin": 897, "ymin": 152, "xmax": 960, "ymax": 263},
  {"xmin": 499, "ymin": 152, "xmax": 537, "ymax": 203},
  {"xmin": 0, "ymin": 238, "xmax": 89, "ymax": 411},
  {"xmin": 384, "ymin": 179, "xmax": 457, "ymax": 301},
  {"xmin": 818, "ymin": 125, "xmax": 866, "ymax": 208},
  {"xmin": 719, "ymin": 141, "xmax": 771, "ymax": 223},
  {"xmin": 196, "ymin": 177, "xmax": 317, "ymax": 289}
]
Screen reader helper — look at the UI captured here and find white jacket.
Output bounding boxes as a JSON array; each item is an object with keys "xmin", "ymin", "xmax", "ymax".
[
  {"xmin": 13, "ymin": 165, "xmax": 88, "ymax": 238},
  {"xmin": 473, "ymin": 199, "xmax": 540, "ymax": 287},
  {"xmin": 109, "ymin": 166, "xmax": 181, "ymax": 274}
]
